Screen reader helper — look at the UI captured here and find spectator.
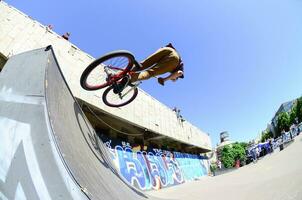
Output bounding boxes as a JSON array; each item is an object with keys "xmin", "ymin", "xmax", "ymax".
[
  {"xmin": 251, "ymin": 147, "xmax": 257, "ymax": 162},
  {"xmin": 217, "ymin": 160, "xmax": 222, "ymax": 170},
  {"xmin": 281, "ymin": 129, "xmax": 286, "ymax": 142},
  {"xmin": 173, "ymin": 107, "xmax": 184, "ymax": 122},
  {"xmin": 269, "ymin": 139, "xmax": 274, "ymax": 153},
  {"xmin": 46, "ymin": 24, "xmax": 53, "ymax": 31},
  {"xmin": 173, "ymin": 107, "xmax": 181, "ymax": 116},
  {"xmin": 62, "ymin": 32, "xmax": 71, "ymax": 40},
  {"xmin": 255, "ymin": 146, "xmax": 260, "ymax": 159},
  {"xmin": 210, "ymin": 164, "xmax": 216, "ymax": 176}
]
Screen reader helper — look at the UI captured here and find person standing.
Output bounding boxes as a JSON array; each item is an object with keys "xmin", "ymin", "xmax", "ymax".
[
  {"xmin": 269, "ymin": 139, "xmax": 274, "ymax": 153},
  {"xmin": 255, "ymin": 146, "xmax": 260, "ymax": 159},
  {"xmin": 217, "ymin": 160, "xmax": 222, "ymax": 170},
  {"xmin": 62, "ymin": 32, "xmax": 71, "ymax": 40}
]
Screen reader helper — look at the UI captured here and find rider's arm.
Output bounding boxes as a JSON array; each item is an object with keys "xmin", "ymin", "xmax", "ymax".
[
  {"xmin": 158, "ymin": 70, "xmax": 184, "ymax": 85},
  {"xmin": 168, "ymin": 70, "xmax": 184, "ymax": 81}
]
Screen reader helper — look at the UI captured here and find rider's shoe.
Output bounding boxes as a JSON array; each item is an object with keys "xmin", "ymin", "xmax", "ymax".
[
  {"xmin": 157, "ymin": 77, "xmax": 165, "ymax": 86},
  {"xmin": 113, "ymin": 75, "xmax": 131, "ymax": 94}
]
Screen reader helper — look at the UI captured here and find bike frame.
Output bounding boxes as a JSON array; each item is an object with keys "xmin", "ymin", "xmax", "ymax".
[
  {"xmin": 104, "ymin": 65, "xmax": 141, "ymax": 98},
  {"xmin": 104, "ymin": 65, "xmax": 129, "ymax": 84}
]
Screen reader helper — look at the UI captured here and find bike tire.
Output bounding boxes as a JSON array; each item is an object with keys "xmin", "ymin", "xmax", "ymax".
[
  {"xmin": 80, "ymin": 50, "xmax": 135, "ymax": 91},
  {"xmin": 102, "ymin": 85, "xmax": 138, "ymax": 107}
]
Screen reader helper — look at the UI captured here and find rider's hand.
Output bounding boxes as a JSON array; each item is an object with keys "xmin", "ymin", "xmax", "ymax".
[{"xmin": 169, "ymin": 71, "xmax": 183, "ymax": 81}]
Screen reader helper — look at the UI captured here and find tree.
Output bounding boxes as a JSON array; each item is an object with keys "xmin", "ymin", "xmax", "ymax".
[
  {"xmin": 239, "ymin": 142, "xmax": 248, "ymax": 150},
  {"xmin": 261, "ymin": 130, "xmax": 273, "ymax": 142},
  {"xmin": 296, "ymin": 97, "xmax": 302, "ymax": 123},
  {"xmin": 289, "ymin": 105, "xmax": 297, "ymax": 125},
  {"xmin": 277, "ymin": 112, "xmax": 290, "ymax": 132},
  {"xmin": 221, "ymin": 145, "xmax": 235, "ymax": 168},
  {"xmin": 220, "ymin": 143, "xmax": 247, "ymax": 168},
  {"xmin": 232, "ymin": 143, "xmax": 246, "ymax": 162}
]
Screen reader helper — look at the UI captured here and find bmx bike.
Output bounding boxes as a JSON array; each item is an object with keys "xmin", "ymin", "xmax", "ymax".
[{"xmin": 80, "ymin": 50, "xmax": 142, "ymax": 107}]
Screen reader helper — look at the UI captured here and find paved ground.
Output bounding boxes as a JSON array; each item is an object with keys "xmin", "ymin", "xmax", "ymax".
[{"xmin": 148, "ymin": 134, "xmax": 302, "ymax": 200}]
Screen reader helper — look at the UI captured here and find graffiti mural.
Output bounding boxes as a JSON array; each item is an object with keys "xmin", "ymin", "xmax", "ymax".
[{"xmin": 102, "ymin": 135, "xmax": 209, "ymax": 191}]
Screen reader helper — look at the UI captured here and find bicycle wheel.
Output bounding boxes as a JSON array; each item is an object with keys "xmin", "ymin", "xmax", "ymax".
[
  {"xmin": 80, "ymin": 50, "xmax": 135, "ymax": 91},
  {"xmin": 102, "ymin": 85, "xmax": 138, "ymax": 107}
]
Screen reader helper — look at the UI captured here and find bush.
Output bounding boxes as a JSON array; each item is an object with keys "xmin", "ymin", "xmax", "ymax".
[
  {"xmin": 297, "ymin": 97, "xmax": 302, "ymax": 123},
  {"xmin": 221, "ymin": 145, "xmax": 235, "ymax": 168},
  {"xmin": 221, "ymin": 143, "xmax": 247, "ymax": 168},
  {"xmin": 261, "ymin": 130, "xmax": 273, "ymax": 142},
  {"xmin": 289, "ymin": 106, "xmax": 297, "ymax": 125},
  {"xmin": 277, "ymin": 112, "xmax": 290, "ymax": 132}
]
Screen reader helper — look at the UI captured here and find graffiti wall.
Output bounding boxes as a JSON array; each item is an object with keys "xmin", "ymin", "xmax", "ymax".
[{"xmin": 101, "ymin": 135, "xmax": 209, "ymax": 191}]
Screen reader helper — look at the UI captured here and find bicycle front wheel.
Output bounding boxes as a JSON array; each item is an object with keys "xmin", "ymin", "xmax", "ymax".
[
  {"xmin": 102, "ymin": 85, "xmax": 138, "ymax": 107},
  {"xmin": 80, "ymin": 50, "xmax": 135, "ymax": 91}
]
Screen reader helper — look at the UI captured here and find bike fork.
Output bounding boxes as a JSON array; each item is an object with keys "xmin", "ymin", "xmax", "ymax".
[{"xmin": 104, "ymin": 66, "xmax": 112, "ymax": 81}]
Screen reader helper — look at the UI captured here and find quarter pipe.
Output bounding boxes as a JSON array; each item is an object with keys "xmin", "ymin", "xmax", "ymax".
[{"xmin": 0, "ymin": 46, "xmax": 163, "ymax": 200}]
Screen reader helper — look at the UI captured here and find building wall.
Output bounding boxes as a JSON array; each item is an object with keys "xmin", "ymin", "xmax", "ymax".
[
  {"xmin": 101, "ymin": 134, "xmax": 209, "ymax": 191},
  {"xmin": 0, "ymin": 2, "xmax": 211, "ymax": 150}
]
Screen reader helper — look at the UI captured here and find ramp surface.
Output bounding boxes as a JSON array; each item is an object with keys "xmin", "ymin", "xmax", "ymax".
[{"xmin": 0, "ymin": 46, "xmax": 162, "ymax": 200}]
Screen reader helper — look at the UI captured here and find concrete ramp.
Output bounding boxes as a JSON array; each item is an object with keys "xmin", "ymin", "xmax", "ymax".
[{"xmin": 0, "ymin": 47, "xmax": 161, "ymax": 200}]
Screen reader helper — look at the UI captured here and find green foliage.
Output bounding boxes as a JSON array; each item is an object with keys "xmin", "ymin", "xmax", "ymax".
[
  {"xmin": 239, "ymin": 142, "xmax": 248, "ymax": 150},
  {"xmin": 221, "ymin": 145, "xmax": 234, "ymax": 168},
  {"xmin": 277, "ymin": 112, "xmax": 290, "ymax": 132},
  {"xmin": 289, "ymin": 105, "xmax": 297, "ymax": 125},
  {"xmin": 232, "ymin": 143, "xmax": 246, "ymax": 161},
  {"xmin": 261, "ymin": 130, "xmax": 273, "ymax": 142},
  {"xmin": 220, "ymin": 143, "xmax": 247, "ymax": 169},
  {"xmin": 296, "ymin": 97, "xmax": 302, "ymax": 123}
]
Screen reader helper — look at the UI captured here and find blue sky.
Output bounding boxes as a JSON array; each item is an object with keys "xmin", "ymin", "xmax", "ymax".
[{"xmin": 6, "ymin": 0, "xmax": 302, "ymax": 146}]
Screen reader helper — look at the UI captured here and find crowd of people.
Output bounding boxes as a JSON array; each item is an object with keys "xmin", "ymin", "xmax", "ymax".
[
  {"xmin": 247, "ymin": 141, "xmax": 273, "ymax": 163},
  {"xmin": 247, "ymin": 123, "xmax": 302, "ymax": 164}
]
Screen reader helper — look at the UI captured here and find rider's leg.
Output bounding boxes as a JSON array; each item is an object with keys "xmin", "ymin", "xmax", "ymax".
[
  {"xmin": 114, "ymin": 54, "xmax": 178, "ymax": 94},
  {"xmin": 130, "ymin": 56, "xmax": 179, "ymax": 82},
  {"xmin": 139, "ymin": 47, "xmax": 177, "ymax": 70},
  {"xmin": 113, "ymin": 74, "xmax": 131, "ymax": 94}
]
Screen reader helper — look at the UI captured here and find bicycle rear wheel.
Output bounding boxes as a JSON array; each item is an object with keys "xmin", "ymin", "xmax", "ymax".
[
  {"xmin": 102, "ymin": 85, "xmax": 138, "ymax": 107},
  {"xmin": 80, "ymin": 50, "xmax": 135, "ymax": 91}
]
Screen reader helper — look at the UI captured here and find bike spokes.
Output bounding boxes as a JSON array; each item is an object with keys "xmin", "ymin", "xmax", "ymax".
[
  {"xmin": 80, "ymin": 51, "xmax": 135, "ymax": 91},
  {"xmin": 84, "ymin": 65, "xmax": 108, "ymax": 89}
]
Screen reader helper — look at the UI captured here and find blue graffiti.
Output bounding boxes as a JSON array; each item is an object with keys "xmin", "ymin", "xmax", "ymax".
[
  {"xmin": 103, "ymin": 138, "xmax": 209, "ymax": 191},
  {"xmin": 115, "ymin": 145, "xmax": 148, "ymax": 190}
]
